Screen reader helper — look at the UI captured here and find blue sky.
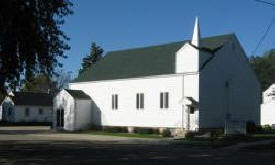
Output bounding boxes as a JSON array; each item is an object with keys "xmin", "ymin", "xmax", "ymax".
[{"xmin": 61, "ymin": 0, "xmax": 275, "ymax": 77}]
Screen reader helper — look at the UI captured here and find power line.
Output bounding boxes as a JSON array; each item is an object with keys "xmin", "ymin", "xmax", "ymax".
[
  {"xmin": 252, "ymin": 0, "xmax": 275, "ymax": 56},
  {"xmin": 251, "ymin": 17, "xmax": 275, "ymax": 56},
  {"xmin": 255, "ymin": 0, "xmax": 275, "ymax": 6}
]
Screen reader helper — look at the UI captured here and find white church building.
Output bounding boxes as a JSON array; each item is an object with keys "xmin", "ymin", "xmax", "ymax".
[
  {"xmin": 53, "ymin": 18, "xmax": 261, "ymax": 132},
  {"xmin": 261, "ymin": 84, "xmax": 275, "ymax": 127}
]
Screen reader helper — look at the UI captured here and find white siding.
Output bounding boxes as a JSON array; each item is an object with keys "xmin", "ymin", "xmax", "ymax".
[
  {"xmin": 199, "ymin": 37, "xmax": 261, "ymax": 128},
  {"xmin": 53, "ymin": 90, "xmax": 75, "ymax": 131},
  {"xmin": 70, "ymin": 75, "xmax": 185, "ymax": 128},
  {"xmin": 261, "ymin": 101, "xmax": 275, "ymax": 126},
  {"xmin": 176, "ymin": 44, "xmax": 199, "ymax": 73},
  {"xmin": 0, "ymin": 104, "xmax": 2, "ymax": 121},
  {"xmin": 75, "ymin": 99, "xmax": 92, "ymax": 130},
  {"xmin": 261, "ymin": 84, "xmax": 275, "ymax": 126},
  {"xmin": 13, "ymin": 105, "xmax": 52, "ymax": 123}
]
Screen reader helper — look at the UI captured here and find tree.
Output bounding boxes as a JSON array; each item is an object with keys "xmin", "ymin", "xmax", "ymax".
[
  {"xmin": 79, "ymin": 42, "xmax": 103, "ymax": 74},
  {"xmin": 22, "ymin": 70, "xmax": 72, "ymax": 94},
  {"xmin": 53, "ymin": 69, "xmax": 72, "ymax": 91},
  {"xmin": 0, "ymin": 0, "xmax": 73, "ymax": 93},
  {"xmin": 22, "ymin": 73, "xmax": 56, "ymax": 93},
  {"xmin": 249, "ymin": 49, "xmax": 275, "ymax": 91}
]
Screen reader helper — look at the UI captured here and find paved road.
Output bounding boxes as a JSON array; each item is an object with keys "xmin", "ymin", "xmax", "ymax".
[{"xmin": 0, "ymin": 126, "xmax": 275, "ymax": 165}]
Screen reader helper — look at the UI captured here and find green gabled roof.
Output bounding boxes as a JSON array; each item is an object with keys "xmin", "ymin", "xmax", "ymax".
[
  {"xmin": 73, "ymin": 34, "xmax": 234, "ymax": 83},
  {"xmin": 65, "ymin": 89, "xmax": 91, "ymax": 100}
]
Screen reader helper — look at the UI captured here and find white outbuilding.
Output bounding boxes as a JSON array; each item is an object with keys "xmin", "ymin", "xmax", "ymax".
[
  {"xmin": 261, "ymin": 84, "xmax": 275, "ymax": 127},
  {"xmin": 0, "ymin": 92, "xmax": 53, "ymax": 123},
  {"xmin": 53, "ymin": 89, "xmax": 92, "ymax": 131}
]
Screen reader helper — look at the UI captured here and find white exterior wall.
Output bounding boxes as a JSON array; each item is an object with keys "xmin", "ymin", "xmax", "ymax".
[
  {"xmin": 0, "ymin": 104, "xmax": 2, "ymax": 121},
  {"xmin": 53, "ymin": 90, "xmax": 75, "ymax": 131},
  {"xmin": 176, "ymin": 44, "xmax": 199, "ymax": 73},
  {"xmin": 75, "ymin": 99, "xmax": 92, "ymax": 130},
  {"xmin": 70, "ymin": 75, "xmax": 186, "ymax": 128},
  {"xmin": 261, "ymin": 101, "xmax": 275, "ymax": 126},
  {"xmin": 1, "ymin": 97, "xmax": 52, "ymax": 123},
  {"xmin": 199, "ymin": 37, "xmax": 261, "ymax": 128},
  {"xmin": 261, "ymin": 84, "xmax": 275, "ymax": 126},
  {"xmin": 183, "ymin": 74, "xmax": 200, "ymax": 130},
  {"xmin": 13, "ymin": 105, "xmax": 52, "ymax": 123}
]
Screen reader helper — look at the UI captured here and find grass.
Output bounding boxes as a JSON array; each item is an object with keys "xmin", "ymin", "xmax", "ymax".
[
  {"xmin": 174, "ymin": 134, "xmax": 275, "ymax": 148},
  {"xmin": 80, "ymin": 130, "xmax": 163, "ymax": 139},
  {"xmin": 242, "ymin": 141, "xmax": 275, "ymax": 151}
]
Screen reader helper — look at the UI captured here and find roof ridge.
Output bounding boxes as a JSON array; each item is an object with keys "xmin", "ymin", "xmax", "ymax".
[{"xmin": 106, "ymin": 33, "xmax": 234, "ymax": 54}]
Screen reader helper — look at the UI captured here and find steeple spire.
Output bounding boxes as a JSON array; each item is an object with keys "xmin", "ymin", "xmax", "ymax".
[{"xmin": 191, "ymin": 17, "xmax": 200, "ymax": 47}]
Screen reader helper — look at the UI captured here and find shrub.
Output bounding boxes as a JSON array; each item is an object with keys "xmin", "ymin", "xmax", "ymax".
[
  {"xmin": 184, "ymin": 132, "xmax": 196, "ymax": 140},
  {"xmin": 246, "ymin": 121, "xmax": 257, "ymax": 134},
  {"xmin": 152, "ymin": 128, "xmax": 160, "ymax": 135},
  {"xmin": 104, "ymin": 127, "xmax": 127, "ymax": 133},
  {"xmin": 161, "ymin": 129, "xmax": 171, "ymax": 137},
  {"xmin": 263, "ymin": 125, "xmax": 272, "ymax": 133},
  {"xmin": 135, "ymin": 128, "xmax": 153, "ymax": 134}
]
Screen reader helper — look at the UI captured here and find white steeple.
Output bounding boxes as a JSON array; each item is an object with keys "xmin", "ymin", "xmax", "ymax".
[{"xmin": 191, "ymin": 17, "xmax": 200, "ymax": 47}]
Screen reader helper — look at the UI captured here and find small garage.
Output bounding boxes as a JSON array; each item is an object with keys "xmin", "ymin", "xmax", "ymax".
[{"xmin": 53, "ymin": 89, "xmax": 92, "ymax": 131}]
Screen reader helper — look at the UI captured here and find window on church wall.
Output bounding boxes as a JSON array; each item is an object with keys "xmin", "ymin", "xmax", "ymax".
[
  {"xmin": 8, "ymin": 107, "xmax": 12, "ymax": 116},
  {"xmin": 136, "ymin": 93, "xmax": 144, "ymax": 110},
  {"xmin": 25, "ymin": 108, "xmax": 30, "ymax": 117},
  {"xmin": 160, "ymin": 92, "xmax": 169, "ymax": 109},
  {"xmin": 190, "ymin": 106, "xmax": 195, "ymax": 114},
  {"xmin": 112, "ymin": 94, "xmax": 118, "ymax": 110},
  {"xmin": 39, "ymin": 108, "xmax": 43, "ymax": 115}
]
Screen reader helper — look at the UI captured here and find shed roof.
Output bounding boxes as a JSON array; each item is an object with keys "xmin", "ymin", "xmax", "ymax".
[
  {"xmin": 65, "ymin": 89, "xmax": 91, "ymax": 100},
  {"xmin": 73, "ymin": 34, "xmax": 234, "ymax": 83}
]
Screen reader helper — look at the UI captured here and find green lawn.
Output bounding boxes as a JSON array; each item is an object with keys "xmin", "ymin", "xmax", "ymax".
[
  {"xmin": 81, "ymin": 130, "xmax": 163, "ymax": 139},
  {"xmin": 174, "ymin": 134, "xmax": 275, "ymax": 148}
]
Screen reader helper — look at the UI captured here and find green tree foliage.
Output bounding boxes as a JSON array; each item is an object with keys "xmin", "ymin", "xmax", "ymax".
[
  {"xmin": 22, "ymin": 70, "xmax": 71, "ymax": 94},
  {"xmin": 79, "ymin": 42, "xmax": 104, "ymax": 74},
  {"xmin": 22, "ymin": 74, "xmax": 57, "ymax": 93},
  {"xmin": 250, "ymin": 49, "xmax": 275, "ymax": 91},
  {"xmin": 0, "ymin": 0, "xmax": 73, "ymax": 92},
  {"xmin": 0, "ymin": 92, "xmax": 4, "ymax": 102}
]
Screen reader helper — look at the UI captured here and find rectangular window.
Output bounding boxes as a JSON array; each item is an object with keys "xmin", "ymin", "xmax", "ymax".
[
  {"xmin": 136, "ymin": 93, "xmax": 144, "ymax": 109},
  {"xmin": 165, "ymin": 92, "xmax": 169, "ymax": 108},
  {"xmin": 8, "ymin": 108, "xmax": 12, "ymax": 116},
  {"xmin": 25, "ymin": 108, "xmax": 30, "ymax": 117},
  {"xmin": 160, "ymin": 93, "xmax": 163, "ymax": 108},
  {"xmin": 190, "ymin": 106, "xmax": 195, "ymax": 114},
  {"xmin": 160, "ymin": 92, "xmax": 169, "ymax": 109},
  {"xmin": 39, "ymin": 108, "xmax": 43, "ymax": 115},
  {"xmin": 112, "ymin": 94, "xmax": 118, "ymax": 110},
  {"xmin": 140, "ymin": 93, "xmax": 144, "ymax": 109},
  {"xmin": 136, "ymin": 93, "xmax": 139, "ymax": 109}
]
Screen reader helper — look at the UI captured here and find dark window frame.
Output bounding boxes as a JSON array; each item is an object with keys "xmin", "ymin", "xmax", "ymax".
[
  {"xmin": 39, "ymin": 108, "xmax": 43, "ymax": 115},
  {"xmin": 160, "ymin": 92, "xmax": 169, "ymax": 109},
  {"xmin": 136, "ymin": 93, "xmax": 144, "ymax": 110},
  {"xmin": 25, "ymin": 108, "xmax": 30, "ymax": 117},
  {"xmin": 112, "ymin": 94, "xmax": 118, "ymax": 110}
]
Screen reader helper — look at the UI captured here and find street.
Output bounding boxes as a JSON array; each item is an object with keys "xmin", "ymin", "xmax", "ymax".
[{"xmin": 0, "ymin": 126, "xmax": 274, "ymax": 165}]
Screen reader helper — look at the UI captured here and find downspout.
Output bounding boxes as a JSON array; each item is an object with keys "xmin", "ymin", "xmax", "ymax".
[
  {"xmin": 74, "ymin": 99, "xmax": 77, "ymax": 130},
  {"xmin": 182, "ymin": 75, "xmax": 185, "ymax": 130}
]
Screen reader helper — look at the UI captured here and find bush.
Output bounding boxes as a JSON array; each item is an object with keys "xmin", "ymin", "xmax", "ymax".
[
  {"xmin": 152, "ymin": 128, "xmax": 160, "ymax": 135},
  {"xmin": 263, "ymin": 125, "xmax": 272, "ymax": 133},
  {"xmin": 161, "ymin": 129, "xmax": 171, "ymax": 137},
  {"xmin": 135, "ymin": 128, "xmax": 153, "ymax": 134},
  {"xmin": 104, "ymin": 127, "xmax": 127, "ymax": 133},
  {"xmin": 246, "ymin": 121, "xmax": 257, "ymax": 134},
  {"xmin": 184, "ymin": 132, "xmax": 196, "ymax": 140}
]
